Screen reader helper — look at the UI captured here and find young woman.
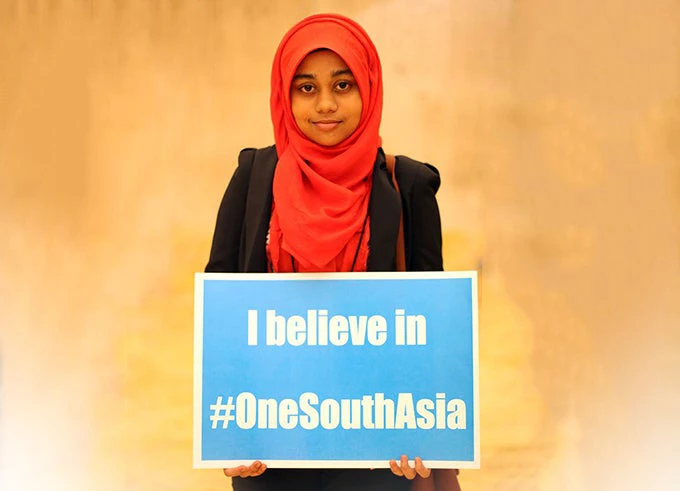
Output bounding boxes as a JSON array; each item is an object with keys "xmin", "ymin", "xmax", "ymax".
[{"xmin": 206, "ymin": 13, "xmax": 460, "ymax": 491}]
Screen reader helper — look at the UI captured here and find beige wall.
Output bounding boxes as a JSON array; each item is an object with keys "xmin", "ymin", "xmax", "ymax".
[{"xmin": 1, "ymin": 1, "xmax": 679, "ymax": 490}]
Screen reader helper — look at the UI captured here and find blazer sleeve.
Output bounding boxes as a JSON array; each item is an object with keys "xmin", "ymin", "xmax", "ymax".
[
  {"xmin": 408, "ymin": 163, "xmax": 444, "ymax": 272},
  {"xmin": 205, "ymin": 148, "xmax": 256, "ymax": 273}
]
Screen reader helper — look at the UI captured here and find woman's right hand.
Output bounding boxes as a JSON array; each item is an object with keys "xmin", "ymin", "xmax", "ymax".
[{"xmin": 223, "ymin": 461, "xmax": 267, "ymax": 478}]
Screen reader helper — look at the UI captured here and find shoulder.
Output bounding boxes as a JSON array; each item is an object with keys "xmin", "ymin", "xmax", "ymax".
[
  {"xmin": 394, "ymin": 154, "xmax": 441, "ymax": 194},
  {"xmin": 237, "ymin": 144, "xmax": 278, "ymax": 170},
  {"xmin": 224, "ymin": 145, "xmax": 278, "ymax": 197}
]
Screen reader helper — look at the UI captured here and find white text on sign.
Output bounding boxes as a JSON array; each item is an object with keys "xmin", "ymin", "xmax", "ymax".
[
  {"xmin": 210, "ymin": 392, "xmax": 466, "ymax": 430},
  {"xmin": 246, "ymin": 309, "xmax": 427, "ymax": 346}
]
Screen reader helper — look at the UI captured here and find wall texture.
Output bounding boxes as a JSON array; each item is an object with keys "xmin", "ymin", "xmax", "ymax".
[{"xmin": 1, "ymin": 1, "xmax": 679, "ymax": 490}]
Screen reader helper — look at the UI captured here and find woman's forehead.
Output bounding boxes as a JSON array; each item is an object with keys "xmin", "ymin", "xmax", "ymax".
[{"xmin": 294, "ymin": 49, "xmax": 352, "ymax": 74}]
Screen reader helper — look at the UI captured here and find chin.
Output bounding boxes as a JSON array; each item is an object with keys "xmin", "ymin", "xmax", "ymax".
[{"xmin": 309, "ymin": 135, "xmax": 342, "ymax": 147}]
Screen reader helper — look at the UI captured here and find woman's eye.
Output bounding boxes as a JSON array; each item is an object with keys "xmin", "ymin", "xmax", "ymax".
[
  {"xmin": 336, "ymin": 81, "xmax": 352, "ymax": 91},
  {"xmin": 299, "ymin": 84, "xmax": 314, "ymax": 93}
]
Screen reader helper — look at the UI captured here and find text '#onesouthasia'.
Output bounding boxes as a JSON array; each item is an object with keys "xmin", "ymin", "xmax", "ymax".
[{"xmin": 210, "ymin": 392, "xmax": 466, "ymax": 431}]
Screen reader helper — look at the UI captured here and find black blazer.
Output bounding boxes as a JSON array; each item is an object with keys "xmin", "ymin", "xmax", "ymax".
[{"xmin": 206, "ymin": 146, "xmax": 443, "ymax": 273}]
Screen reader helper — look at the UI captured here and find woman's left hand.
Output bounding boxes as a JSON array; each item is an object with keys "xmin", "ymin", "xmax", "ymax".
[{"xmin": 389, "ymin": 455, "xmax": 431, "ymax": 480}]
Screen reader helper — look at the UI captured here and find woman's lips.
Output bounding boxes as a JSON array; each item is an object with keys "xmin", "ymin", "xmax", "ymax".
[{"xmin": 313, "ymin": 120, "xmax": 341, "ymax": 131}]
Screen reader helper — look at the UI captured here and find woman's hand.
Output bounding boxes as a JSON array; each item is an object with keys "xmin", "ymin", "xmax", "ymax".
[
  {"xmin": 222, "ymin": 461, "xmax": 267, "ymax": 478},
  {"xmin": 389, "ymin": 455, "xmax": 431, "ymax": 480}
]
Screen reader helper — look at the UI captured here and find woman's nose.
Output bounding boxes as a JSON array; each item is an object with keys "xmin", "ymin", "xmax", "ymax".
[{"xmin": 315, "ymin": 90, "xmax": 338, "ymax": 113}]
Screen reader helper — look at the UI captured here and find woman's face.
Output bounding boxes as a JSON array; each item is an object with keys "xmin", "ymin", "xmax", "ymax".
[{"xmin": 290, "ymin": 49, "xmax": 363, "ymax": 147}]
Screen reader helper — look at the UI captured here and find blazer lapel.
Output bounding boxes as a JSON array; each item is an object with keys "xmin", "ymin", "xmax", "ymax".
[
  {"xmin": 242, "ymin": 145, "xmax": 278, "ymax": 272},
  {"xmin": 368, "ymin": 150, "xmax": 401, "ymax": 271}
]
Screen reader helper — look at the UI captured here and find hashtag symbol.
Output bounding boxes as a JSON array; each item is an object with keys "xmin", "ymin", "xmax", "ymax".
[{"xmin": 210, "ymin": 396, "xmax": 235, "ymax": 429}]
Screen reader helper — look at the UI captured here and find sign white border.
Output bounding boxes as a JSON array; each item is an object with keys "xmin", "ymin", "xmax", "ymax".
[{"xmin": 193, "ymin": 271, "xmax": 479, "ymax": 469}]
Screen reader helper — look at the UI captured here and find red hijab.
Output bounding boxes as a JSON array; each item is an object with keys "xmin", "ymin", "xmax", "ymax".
[{"xmin": 268, "ymin": 13, "xmax": 383, "ymax": 272}]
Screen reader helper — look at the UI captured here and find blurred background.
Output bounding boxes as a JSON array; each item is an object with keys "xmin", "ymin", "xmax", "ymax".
[{"xmin": 1, "ymin": 1, "xmax": 679, "ymax": 490}]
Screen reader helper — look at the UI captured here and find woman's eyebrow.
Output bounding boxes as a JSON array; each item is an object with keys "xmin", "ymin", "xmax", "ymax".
[
  {"xmin": 332, "ymin": 68, "xmax": 353, "ymax": 77},
  {"xmin": 292, "ymin": 69, "xmax": 353, "ymax": 81},
  {"xmin": 292, "ymin": 73, "xmax": 315, "ymax": 81}
]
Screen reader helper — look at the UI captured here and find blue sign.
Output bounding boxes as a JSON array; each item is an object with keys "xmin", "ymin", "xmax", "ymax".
[{"xmin": 194, "ymin": 272, "xmax": 479, "ymax": 469}]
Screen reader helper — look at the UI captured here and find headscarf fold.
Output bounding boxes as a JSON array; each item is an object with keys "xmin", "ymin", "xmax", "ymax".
[{"xmin": 268, "ymin": 13, "xmax": 383, "ymax": 271}]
